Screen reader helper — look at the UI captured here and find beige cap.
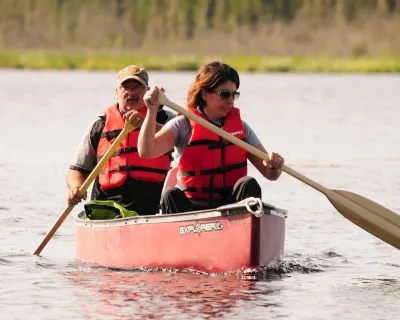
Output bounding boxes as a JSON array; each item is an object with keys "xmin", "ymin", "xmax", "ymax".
[{"xmin": 117, "ymin": 65, "xmax": 148, "ymax": 86}]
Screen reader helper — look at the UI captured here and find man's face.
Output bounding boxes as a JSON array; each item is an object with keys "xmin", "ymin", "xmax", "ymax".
[{"xmin": 116, "ymin": 79, "xmax": 148, "ymax": 113}]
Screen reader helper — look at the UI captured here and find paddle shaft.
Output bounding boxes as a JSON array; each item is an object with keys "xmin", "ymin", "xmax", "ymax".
[
  {"xmin": 33, "ymin": 122, "xmax": 135, "ymax": 255},
  {"xmin": 159, "ymin": 94, "xmax": 329, "ymax": 195}
]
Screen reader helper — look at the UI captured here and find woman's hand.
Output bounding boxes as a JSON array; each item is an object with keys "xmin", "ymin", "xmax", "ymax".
[
  {"xmin": 143, "ymin": 86, "xmax": 162, "ymax": 113},
  {"xmin": 124, "ymin": 110, "xmax": 145, "ymax": 128},
  {"xmin": 267, "ymin": 152, "xmax": 285, "ymax": 170}
]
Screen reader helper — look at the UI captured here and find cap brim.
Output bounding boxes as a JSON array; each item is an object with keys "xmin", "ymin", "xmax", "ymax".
[{"xmin": 118, "ymin": 75, "xmax": 147, "ymax": 87}]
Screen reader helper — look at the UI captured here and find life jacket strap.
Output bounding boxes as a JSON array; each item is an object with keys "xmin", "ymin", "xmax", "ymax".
[
  {"xmin": 187, "ymin": 138, "xmax": 245, "ymax": 149},
  {"xmin": 101, "ymin": 129, "xmax": 122, "ymax": 141},
  {"xmin": 108, "ymin": 165, "xmax": 169, "ymax": 175},
  {"xmin": 97, "ymin": 147, "xmax": 139, "ymax": 161},
  {"xmin": 180, "ymin": 160, "xmax": 247, "ymax": 176}
]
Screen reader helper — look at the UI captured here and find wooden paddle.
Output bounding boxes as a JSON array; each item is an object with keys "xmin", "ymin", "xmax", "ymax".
[
  {"xmin": 158, "ymin": 92, "xmax": 400, "ymax": 250},
  {"xmin": 33, "ymin": 121, "xmax": 135, "ymax": 255}
]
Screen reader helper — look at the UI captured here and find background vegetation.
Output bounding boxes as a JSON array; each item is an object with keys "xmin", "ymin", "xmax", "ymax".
[{"xmin": 1, "ymin": 0, "xmax": 399, "ymax": 72}]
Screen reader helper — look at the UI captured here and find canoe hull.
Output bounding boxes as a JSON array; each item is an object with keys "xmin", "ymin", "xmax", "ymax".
[{"xmin": 75, "ymin": 201, "xmax": 287, "ymax": 273}]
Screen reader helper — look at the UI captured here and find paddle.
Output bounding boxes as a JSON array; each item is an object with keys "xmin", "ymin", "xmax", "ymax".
[
  {"xmin": 158, "ymin": 92, "xmax": 400, "ymax": 250},
  {"xmin": 33, "ymin": 121, "xmax": 135, "ymax": 255}
]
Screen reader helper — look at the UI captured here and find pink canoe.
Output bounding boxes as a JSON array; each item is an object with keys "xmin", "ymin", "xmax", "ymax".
[{"xmin": 74, "ymin": 197, "xmax": 287, "ymax": 273}]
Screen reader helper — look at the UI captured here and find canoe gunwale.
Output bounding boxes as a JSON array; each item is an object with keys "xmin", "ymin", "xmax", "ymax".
[
  {"xmin": 218, "ymin": 200, "xmax": 287, "ymax": 219},
  {"xmin": 73, "ymin": 200, "xmax": 287, "ymax": 228}
]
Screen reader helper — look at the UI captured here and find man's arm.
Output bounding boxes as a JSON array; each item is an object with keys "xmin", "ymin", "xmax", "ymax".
[
  {"xmin": 66, "ymin": 170, "xmax": 89, "ymax": 205},
  {"xmin": 67, "ymin": 169, "xmax": 89, "ymax": 190},
  {"xmin": 66, "ymin": 120, "xmax": 101, "ymax": 205}
]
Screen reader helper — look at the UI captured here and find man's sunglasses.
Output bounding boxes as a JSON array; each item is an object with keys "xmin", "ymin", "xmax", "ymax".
[
  {"xmin": 211, "ymin": 90, "xmax": 240, "ymax": 101},
  {"xmin": 119, "ymin": 84, "xmax": 145, "ymax": 92}
]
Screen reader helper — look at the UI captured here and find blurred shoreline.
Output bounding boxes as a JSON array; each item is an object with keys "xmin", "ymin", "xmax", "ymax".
[{"xmin": 1, "ymin": 51, "xmax": 400, "ymax": 73}]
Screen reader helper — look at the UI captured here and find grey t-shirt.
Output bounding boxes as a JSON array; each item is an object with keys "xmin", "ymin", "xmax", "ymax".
[
  {"xmin": 164, "ymin": 115, "xmax": 261, "ymax": 157},
  {"xmin": 69, "ymin": 123, "xmax": 99, "ymax": 173}
]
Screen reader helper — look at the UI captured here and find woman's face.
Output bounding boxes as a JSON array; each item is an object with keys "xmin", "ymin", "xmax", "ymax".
[{"xmin": 202, "ymin": 80, "xmax": 239, "ymax": 120}]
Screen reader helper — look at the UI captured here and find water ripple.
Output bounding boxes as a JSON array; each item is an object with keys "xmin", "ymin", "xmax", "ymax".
[
  {"xmin": 0, "ymin": 257, "xmax": 13, "ymax": 265},
  {"xmin": 322, "ymin": 251, "xmax": 343, "ymax": 258}
]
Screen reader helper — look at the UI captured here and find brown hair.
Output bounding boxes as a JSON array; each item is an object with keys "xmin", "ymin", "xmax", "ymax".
[{"xmin": 187, "ymin": 61, "xmax": 240, "ymax": 110}]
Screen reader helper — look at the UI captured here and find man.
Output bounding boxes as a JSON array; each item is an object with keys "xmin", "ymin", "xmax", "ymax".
[{"xmin": 67, "ymin": 65, "xmax": 175, "ymax": 215}]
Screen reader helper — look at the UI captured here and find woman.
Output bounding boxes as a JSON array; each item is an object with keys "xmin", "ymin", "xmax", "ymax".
[{"xmin": 134, "ymin": 61, "xmax": 285, "ymax": 213}]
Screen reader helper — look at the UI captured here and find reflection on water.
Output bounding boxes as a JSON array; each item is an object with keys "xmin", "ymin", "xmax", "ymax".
[
  {"xmin": 0, "ymin": 70, "xmax": 399, "ymax": 319},
  {"xmin": 68, "ymin": 270, "xmax": 262, "ymax": 319}
]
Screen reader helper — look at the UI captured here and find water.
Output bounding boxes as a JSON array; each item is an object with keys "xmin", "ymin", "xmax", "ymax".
[{"xmin": 0, "ymin": 69, "xmax": 399, "ymax": 319}]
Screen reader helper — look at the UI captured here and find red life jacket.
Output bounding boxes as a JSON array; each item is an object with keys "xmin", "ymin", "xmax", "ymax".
[
  {"xmin": 97, "ymin": 104, "xmax": 170, "ymax": 190},
  {"xmin": 178, "ymin": 107, "xmax": 248, "ymax": 200}
]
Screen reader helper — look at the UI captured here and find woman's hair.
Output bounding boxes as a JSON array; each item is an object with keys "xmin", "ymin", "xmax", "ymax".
[{"xmin": 187, "ymin": 61, "xmax": 240, "ymax": 110}]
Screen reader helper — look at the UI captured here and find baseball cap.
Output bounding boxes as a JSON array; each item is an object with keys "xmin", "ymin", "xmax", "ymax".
[{"xmin": 117, "ymin": 65, "xmax": 149, "ymax": 87}]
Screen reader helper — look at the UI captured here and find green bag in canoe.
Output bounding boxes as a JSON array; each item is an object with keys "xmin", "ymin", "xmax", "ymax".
[{"xmin": 83, "ymin": 200, "xmax": 138, "ymax": 220}]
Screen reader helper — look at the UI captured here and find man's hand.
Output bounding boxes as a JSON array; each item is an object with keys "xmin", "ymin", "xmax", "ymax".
[
  {"xmin": 67, "ymin": 187, "xmax": 87, "ymax": 206},
  {"xmin": 124, "ymin": 110, "xmax": 145, "ymax": 128}
]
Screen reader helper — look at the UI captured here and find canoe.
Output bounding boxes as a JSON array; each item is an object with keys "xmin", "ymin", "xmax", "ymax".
[{"xmin": 74, "ymin": 198, "xmax": 287, "ymax": 273}]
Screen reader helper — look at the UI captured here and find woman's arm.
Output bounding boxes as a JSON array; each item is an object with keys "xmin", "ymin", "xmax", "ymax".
[
  {"xmin": 136, "ymin": 87, "xmax": 175, "ymax": 158},
  {"xmin": 242, "ymin": 121, "xmax": 284, "ymax": 181},
  {"xmin": 138, "ymin": 116, "xmax": 175, "ymax": 158},
  {"xmin": 247, "ymin": 144, "xmax": 284, "ymax": 181}
]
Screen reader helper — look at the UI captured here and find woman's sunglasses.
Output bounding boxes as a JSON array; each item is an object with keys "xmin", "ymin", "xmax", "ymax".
[{"xmin": 211, "ymin": 90, "xmax": 240, "ymax": 101}]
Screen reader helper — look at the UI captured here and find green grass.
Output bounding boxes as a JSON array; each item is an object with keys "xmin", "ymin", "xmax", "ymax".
[{"xmin": 1, "ymin": 51, "xmax": 400, "ymax": 73}]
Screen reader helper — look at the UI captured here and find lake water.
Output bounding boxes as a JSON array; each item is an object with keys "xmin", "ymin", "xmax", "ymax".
[{"xmin": 0, "ymin": 69, "xmax": 399, "ymax": 319}]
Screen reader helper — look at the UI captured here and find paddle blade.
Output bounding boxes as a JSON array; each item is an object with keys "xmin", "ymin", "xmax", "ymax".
[{"xmin": 327, "ymin": 190, "xmax": 400, "ymax": 250}]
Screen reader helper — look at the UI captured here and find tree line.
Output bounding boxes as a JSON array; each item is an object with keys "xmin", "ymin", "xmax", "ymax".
[{"xmin": 0, "ymin": 0, "xmax": 399, "ymax": 54}]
